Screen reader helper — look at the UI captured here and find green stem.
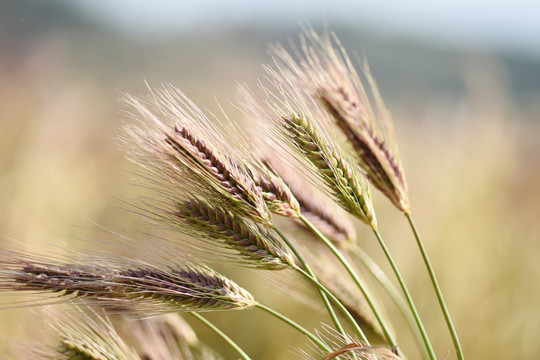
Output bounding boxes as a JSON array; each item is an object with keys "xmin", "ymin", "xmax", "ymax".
[
  {"xmin": 406, "ymin": 212, "xmax": 464, "ymax": 360},
  {"xmin": 256, "ymin": 302, "xmax": 331, "ymax": 352},
  {"xmin": 294, "ymin": 266, "xmax": 369, "ymax": 344},
  {"xmin": 273, "ymin": 225, "xmax": 346, "ymax": 337},
  {"xmin": 190, "ymin": 312, "xmax": 251, "ymax": 360},
  {"xmin": 300, "ymin": 215, "xmax": 398, "ymax": 350},
  {"xmin": 351, "ymin": 246, "xmax": 427, "ymax": 360},
  {"xmin": 371, "ymin": 228, "xmax": 436, "ymax": 360}
]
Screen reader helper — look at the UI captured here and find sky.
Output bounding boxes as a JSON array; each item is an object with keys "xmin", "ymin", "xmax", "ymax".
[{"xmin": 74, "ymin": 0, "xmax": 540, "ymax": 58}]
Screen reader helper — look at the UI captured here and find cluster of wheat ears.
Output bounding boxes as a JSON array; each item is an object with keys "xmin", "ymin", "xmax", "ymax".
[{"xmin": 0, "ymin": 29, "xmax": 464, "ymax": 360}]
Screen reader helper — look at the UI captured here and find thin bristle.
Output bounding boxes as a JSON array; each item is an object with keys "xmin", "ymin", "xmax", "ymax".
[
  {"xmin": 322, "ymin": 344, "xmax": 402, "ymax": 360},
  {"xmin": 121, "ymin": 86, "xmax": 272, "ymax": 226},
  {"xmin": 175, "ymin": 198, "xmax": 295, "ymax": 270}
]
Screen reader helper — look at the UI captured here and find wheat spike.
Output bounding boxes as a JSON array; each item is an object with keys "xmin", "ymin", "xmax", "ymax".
[
  {"xmin": 284, "ymin": 112, "xmax": 376, "ymax": 227},
  {"xmin": 173, "ymin": 198, "xmax": 295, "ymax": 270},
  {"xmin": 122, "ymin": 85, "xmax": 272, "ymax": 226},
  {"xmin": 280, "ymin": 29, "xmax": 410, "ymax": 213},
  {"xmin": 247, "ymin": 160, "xmax": 302, "ymax": 219},
  {"xmin": 0, "ymin": 252, "xmax": 255, "ymax": 313},
  {"xmin": 18, "ymin": 306, "xmax": 139, "ymax": 360}
]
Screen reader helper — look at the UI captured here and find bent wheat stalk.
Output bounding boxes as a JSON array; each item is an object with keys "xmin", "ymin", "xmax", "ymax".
[
  {"xmin": 299, "ymin": 215, "xmax": 397, "ymax": 349},
  {"xmin": 406, "ymin": 213, "xmax": 464, "ymax": 360},
  {"xmin": 272, "ymin": 226, "xmax": 368, "ymax": 343},
  {"xmin": 190, "ymin": 312, "xmax": 251, "ymax": 360}
]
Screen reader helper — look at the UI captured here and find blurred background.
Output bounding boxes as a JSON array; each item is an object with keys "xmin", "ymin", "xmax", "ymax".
[{"xmin": 1, "ymin": 0, "xmax": 539, "ymax": 359}]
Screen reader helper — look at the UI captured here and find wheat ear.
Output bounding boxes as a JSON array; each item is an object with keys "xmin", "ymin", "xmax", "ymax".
[
  {"xmin": 282, "ymin": 112, "xmax": 376, "ymax": 227},
  {"xmin": 0, "ymin": 253, "xmax": 255, "ymax": 313},
  {"xmin": 247, "ymin": 159, "xmax": 302, "ymax": 218},
  {"xmin": 282, "ymin": 29, "xmax": 409, "ymax": 213},
  {"xmin": 122, "ymin": 86, "xmax": 271, "ymax": 226},
  {"xmin": 172, "ymin": 198, "xmax": 295, "ymax": 270},
  {"xmin": 48, "ymin": 307, "xmax": 139, "ymax": 360}
]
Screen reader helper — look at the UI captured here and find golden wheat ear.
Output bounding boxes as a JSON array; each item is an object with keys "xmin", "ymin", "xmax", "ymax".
[
  {"xmin": 120, "ymin": 85, "xmax": 272, "ymax": 226},
  {"xmin": 293, "ymin": 29, "xmax": 409, "ymax": 213},
  {"xmin": 171, "ymin": 198, "xmax": 296, "ymax": 270},
  {"xmin": 0, "ymin": 250, "xmax": 256, "ymax": 313}
]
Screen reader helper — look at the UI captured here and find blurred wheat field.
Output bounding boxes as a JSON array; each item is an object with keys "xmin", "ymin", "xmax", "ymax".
[{"xmin": 1, "ymin": 2, "xmax": 540, "ymax": 359}]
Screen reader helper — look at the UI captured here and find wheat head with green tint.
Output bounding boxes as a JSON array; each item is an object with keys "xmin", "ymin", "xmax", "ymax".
[
  {"xmin": 283, "ymin": 112, "xmax": 376, "ymax": 226},
  {"xmin": 242, "ymin": 87, "xmax": 376, "ymax": 228},
  {"xmin": 270, "ymin": 30, "xmax": 409, "ymax": 213}
]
